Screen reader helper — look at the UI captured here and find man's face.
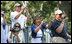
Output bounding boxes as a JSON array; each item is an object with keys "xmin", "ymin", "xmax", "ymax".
[
  {"xmin": 15, "ymin": 6, "xmax": 21, "ymax": 12},
  {"xmin": 55, "ymin": 13, "xmax": 66, "ymax": 21},
  {"xmin": 55, "ymin": 14, "xmax": 62, "ymax": 21}
]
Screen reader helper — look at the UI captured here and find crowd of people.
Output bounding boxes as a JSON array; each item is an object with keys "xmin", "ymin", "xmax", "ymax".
[{"xmin": 1, "ymin": 3, "xmax": 71, "ymax": 43}]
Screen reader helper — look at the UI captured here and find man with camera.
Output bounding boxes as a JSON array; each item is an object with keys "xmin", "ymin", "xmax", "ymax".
[
  {"xmin": 50, "ymin": 10, "xmax": 71, "ymax": 43},
  {"xmin": 7, "ymin": 23, "xmax": 24, "ymax": 43},
  {"xmin": 10, "ymin": 3, "xmax": 29, "ymax": 29}
]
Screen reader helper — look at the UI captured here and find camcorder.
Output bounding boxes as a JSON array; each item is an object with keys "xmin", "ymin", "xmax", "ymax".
[
  {"xmin": 11, "ymin": 23, "xmax": 21, "ymax": 32},
  {"xmin": 43, "ymin": 21, "xmax": 47, "ymax": 23},
  {"xmin": 59, "ymin": 13, "xmax": 66, "ymax": 19},
  {"xmin": 11, "ymin": 28, "xmax": 20, "ymax": 32}
]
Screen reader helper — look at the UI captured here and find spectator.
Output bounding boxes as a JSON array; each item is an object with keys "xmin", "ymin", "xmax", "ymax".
[
  {"xmin": 10, "ymin": 3, "xmax": 29, "ymax": 29},
  {"xmin": 1, "ymin": 11, "xmax": 7, "ymax": 43},
  {"xmin": 7, "ymin": 23, "xmax": 25, "ymax": 43},
  {"xmin": 51, "ymin": 9, "xmax": 71, "ymax": 43},
  {"xmin": 31, "ymin": 15, "xmax": 52, "ymax": 43}
]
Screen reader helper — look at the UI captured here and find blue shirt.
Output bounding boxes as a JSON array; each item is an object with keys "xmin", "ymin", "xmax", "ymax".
[
  {"xmin": 31, "ymin": 24, "xmax": 47, "ymax": 38},
  {"xmin": 51, "ymin": 19, "xmax": 67, "ymax": 38}
]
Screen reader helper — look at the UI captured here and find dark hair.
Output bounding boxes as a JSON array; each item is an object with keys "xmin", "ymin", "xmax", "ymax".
[
  {"xmin": 33, "ymin": 15, "xmax": 41, "ymax": 24},
  {"xmin": 13, "ymin": 22, "xmax": 21, "ymax": 30}
]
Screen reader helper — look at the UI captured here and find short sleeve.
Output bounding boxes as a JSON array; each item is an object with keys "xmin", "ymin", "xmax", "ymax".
[
  {"xmin": 10, "ymin": 12, "xmax": 15, "ymax": 21},
  {"xmin": 10, "ymin": 12, "xmax": 18, "ymax": 22},
  {"xmin": 51, "ymin": 21, "xmax": 59, "ymax": 31},
  {"xmin": 31, "ymin": 25, "xmax": 36, "ymax": 32}
]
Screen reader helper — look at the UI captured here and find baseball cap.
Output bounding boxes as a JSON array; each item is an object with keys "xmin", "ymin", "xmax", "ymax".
[
  {"xmin": 55, "ymin": 10, "xmax": 62, "ymax": 15},
  {"xmin": 14, "ymin": 3, "xmax": 20, "ymax": 7}
]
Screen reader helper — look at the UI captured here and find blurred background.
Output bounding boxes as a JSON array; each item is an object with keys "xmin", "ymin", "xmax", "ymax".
[{"xmin": 1, "ymin": 1, "xmax": 71, "ymax": 43}]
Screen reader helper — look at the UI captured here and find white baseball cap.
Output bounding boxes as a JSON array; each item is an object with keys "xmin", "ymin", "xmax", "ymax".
[
  {"xmin": 55, "ymin": 10, "xmax": 62, "ymax": 15},
  {"xmin": 14, "ymin": 3, "xmax": 20, "ymax": 7}
]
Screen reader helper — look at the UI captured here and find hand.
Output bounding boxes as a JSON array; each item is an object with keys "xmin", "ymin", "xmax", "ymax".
[
  {"xmin": 14, "ymin": 32, "xmax": 18, "ymax": 36},
  {"xmin": 61, "ymin": 14, "xmax": 66, "ymax": 22},
  {"xmin": 50, "ymin": 18, "xmax": 53, "ymax": 24},
  {"xmin": 61, "ymin": 14, "xmax": 66, "ymax": 19},
  {"xmin": 21, "ymin": 5, "xmax": 24, "ymax": 11},
  {"xmin": 41, "ymin": 20, "xmax": 46, "ymax": 25},
  {"xmin": 47, "ymin": 18, "xmax": 53, "ymax": 28},
  {"xmin": 61, "ymin": 18, "xmax": 66, "ymax": 23},
  {"xmin": 1, "ymin": 11, "xmax": 4, "ymax": 15},
  {"xmin": 25, "ymin": 7, "xmax": 28, "ymax": 12}
]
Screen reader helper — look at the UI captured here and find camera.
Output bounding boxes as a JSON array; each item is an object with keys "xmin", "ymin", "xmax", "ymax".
[
  {"xmin": 59, "ymin": 13, "xmax": 66, "ymax": 19},
  {"xmin": 11, "ymin": 23, "xmax": 21, "ymax": 32},
  {"xmin": 11, "ymin": 28, "xmax": 20, "ymax": 32},
  {"xmin": 61, "ymin": 16, "xmax": 66, "ymax": 19}
]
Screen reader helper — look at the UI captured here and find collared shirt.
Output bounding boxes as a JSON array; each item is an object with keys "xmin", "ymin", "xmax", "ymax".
[
  {"xmin": 51, "ymin": 19, "xmax": 67, "ymax": 38},
  {"xmin": 10, "ymin": 11, "xmax": 27, "ymax": 29},
  {"xmin": 7, "ymin": 30, "xmax": 25, "ymax": 43}
]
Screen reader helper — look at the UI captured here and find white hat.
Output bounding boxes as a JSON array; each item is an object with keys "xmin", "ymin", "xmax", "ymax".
[
  {"xmin": 14, "ymin": 3, "xmax": 20, "ymax": 7},
  {"xmin": 55, "ymin": 10, "xmax": 62, "ymax": 14}
]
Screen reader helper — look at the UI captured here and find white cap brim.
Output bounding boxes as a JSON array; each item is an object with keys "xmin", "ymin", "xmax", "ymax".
[{"xmin": 55, "ymin": 10, "xmax": 62, "ymax": 14}]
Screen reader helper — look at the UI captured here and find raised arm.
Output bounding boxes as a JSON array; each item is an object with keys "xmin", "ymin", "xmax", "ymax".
[
  {"xmin": 34, "ymin": 21, "xmax": 44, "ymax": 32},
  {"xmin": 25, "ymin": 7, "xmax": 29, "ymax": 22},
  {"xmin": 15, "ymin": 6, "xmax": 24, "ymax": 19}
]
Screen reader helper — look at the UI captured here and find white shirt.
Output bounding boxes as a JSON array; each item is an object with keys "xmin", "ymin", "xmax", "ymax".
[
  {"xmin": 10, "ymin": 11, "xmax": 27, "ymax": 29},
  {"xmin": 1, "ymin": 17, "xmax": 3, "ymax": 24},
  {"xmin": 36, "ymin": 29, "xmax": 42, "ymax": 37},
  {"xmin": 31, "ymin": 29, "xmax": 43, "ymax": 43},
  {"xmin": 7, "ymin": 30, "xmax": 25, "ymax": 43}
]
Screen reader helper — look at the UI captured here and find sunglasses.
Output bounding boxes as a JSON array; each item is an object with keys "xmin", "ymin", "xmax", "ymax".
[{"xmin": 15, "ymin": 24, "xmax": 20, "ymax": 27}]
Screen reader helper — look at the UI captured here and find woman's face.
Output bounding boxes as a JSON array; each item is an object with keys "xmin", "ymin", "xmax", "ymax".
[
  {"xmin": 15, "ymin": 24, "xmax": 20, "ymax": 29},
  {"xmin": 35, "ymin": 18, "xmax": 41, "ymax": 26}
]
